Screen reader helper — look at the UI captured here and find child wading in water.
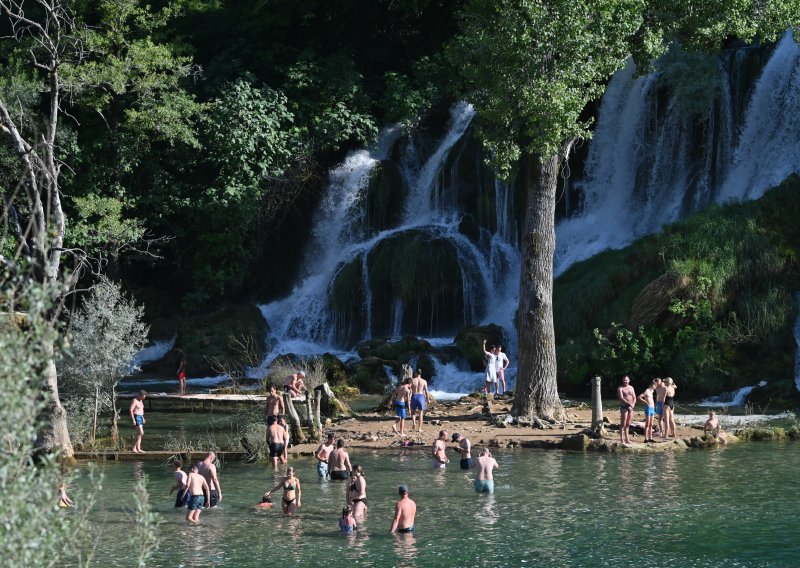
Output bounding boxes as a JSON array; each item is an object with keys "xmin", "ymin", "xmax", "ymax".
[{"xmin": 340, "ymin": 505, "xmax": 357, "ymax": 534}]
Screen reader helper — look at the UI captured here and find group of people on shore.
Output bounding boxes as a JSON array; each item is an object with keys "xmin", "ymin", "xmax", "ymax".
[
  {"xmin": 617, "ymin": 376, "xmax": 679, "ymax": 444},
  {"xmin": 618, "ymin": 375, "xmax": 722, "ymax": 444}
]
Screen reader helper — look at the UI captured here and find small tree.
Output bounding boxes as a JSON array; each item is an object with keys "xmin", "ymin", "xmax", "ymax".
[{"xmin": 61, "ymin": 278, "xmax": 148, "ymax": 446}]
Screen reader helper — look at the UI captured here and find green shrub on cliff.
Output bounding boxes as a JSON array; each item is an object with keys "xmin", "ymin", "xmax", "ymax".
[{"xmin": 556, "ymin": 176, "xmax": 800, "ymax": 400}]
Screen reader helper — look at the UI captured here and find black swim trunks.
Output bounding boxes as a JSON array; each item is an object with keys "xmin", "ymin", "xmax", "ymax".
[
  {"xmin": 269, "ymin": 442, "xmax": 286, "ymax": 458},
  {"xmin": 209, "ymin": 489, "xmax": 219, "ymax": 508},
  {"xmin": 396, "ymin": 526, "xmax": 415, "ymax": 534},
  {"xmin": 330, "ymin": 470, "xmax": 350, "ymax": 481},
  {"xmin": 460, "ymin": 458, "xmax": 473, "ymax": 470}
]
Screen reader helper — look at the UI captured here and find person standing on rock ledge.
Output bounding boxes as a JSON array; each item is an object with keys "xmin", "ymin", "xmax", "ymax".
[
  {"xmin": 482, "ymin": 340, "xmax": 498, "ymax": 396},
  {"xmin": 617, "ymin": 376, "xmax": 636, "ymax": 445},
  {"xmin": 638, "ymin": 379, "xmax": 658, "ymax": 443},
  {"xmin": 495, "ymin": 345, "xmax": 510, "ymax": 395}
]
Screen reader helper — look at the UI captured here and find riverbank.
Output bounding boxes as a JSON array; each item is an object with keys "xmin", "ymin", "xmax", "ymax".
[{"xmin": 78, "ymin": 396, "xmax": 800, "ymax": 462}]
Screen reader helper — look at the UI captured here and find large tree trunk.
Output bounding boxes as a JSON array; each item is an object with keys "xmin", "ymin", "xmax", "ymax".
[
  {"xmin": 35, "ymin": 338, "xmax": 74, "ymax": 460},
  {"xmin": 511, "ymin": 141, "xmax": 576, "ymax": 422}
]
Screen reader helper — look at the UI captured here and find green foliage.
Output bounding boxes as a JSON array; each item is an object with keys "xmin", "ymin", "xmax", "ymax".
[
  {"xmin": 592, "ymin": 323, "xmax": 671, "ymax": 378},
  {"xmin": 60, "ymin": 277, "xmax": 148, "ymax": 443},
  {"xmin": 205, "ymin": 79, "xmax": 297, "ymax": 187},
  {"xmin": 285, "ymin": 54, "xmax": 378, "ymax": 150},
  {"xmin": 131, "ymin": 474, "xmax": 160, "ymax": 567},
  {"xmin": 656, "ymin": 43, "xmax": 722, "ymax": 117},
  {"xmin": 69, "ymin": 195, "xmax": 145, "ymax": 251},
  {"xmin": 448, "ymin": 0, "xmax": 646, "ymax": 177},
  {"xmin": 0, "ymin": 279, "xmax": 82, "ymax": 566},
  {"xmin": 557, "ymin": 176, "xmax": 800, "ymax": 398}
]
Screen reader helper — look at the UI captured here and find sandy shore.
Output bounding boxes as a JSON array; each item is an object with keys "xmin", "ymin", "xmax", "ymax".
[{"xmin": 288, "ymin": 398, "xmax": 738, "ymax": 455}]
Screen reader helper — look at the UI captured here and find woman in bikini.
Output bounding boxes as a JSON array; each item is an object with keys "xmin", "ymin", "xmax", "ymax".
[
  {"xmin": 662, "ymin": 377, "xmax": 678, "ymax": 439},
  {"xmin": 346, "ymin": 464, "xmax": 368, "ymax": 519},
  {"xmin": 265, "ymin": 466, "xmax": 302, "ymax": 515}
]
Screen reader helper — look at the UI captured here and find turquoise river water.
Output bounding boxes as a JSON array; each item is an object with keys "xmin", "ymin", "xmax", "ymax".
[{"xmin": 69, "ymin": 442, "xmax": 800, "ymax": 567}]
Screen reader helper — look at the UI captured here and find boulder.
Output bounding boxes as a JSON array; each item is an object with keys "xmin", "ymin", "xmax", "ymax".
[
  {"xmin": 627, "ymin": 272, "xmax": 694, "ymax": 330},
  {"xmin": 561, "ymin": 433, "xmax": 590, "ymax": 451}
]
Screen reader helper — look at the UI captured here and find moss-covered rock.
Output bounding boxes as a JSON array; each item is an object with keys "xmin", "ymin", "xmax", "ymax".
[
  {"xmin": 367, "ymin": 230, "xmax": 465, "ymax": 337},
  {"xmin": 329, "ymin": 258, "xmax": 367, "ymax": 345},
  {"xmin": 142, "ymin": 303, "xmax": 266, "ymax": 377},
  {"xmin": 743, "ymin": 379, "xmax": 800, "ymax": 408},
  {"xmin": 455, "ymin": 324, "xmax": 505, "ymax": 371},
  {"xmin": 349, "ymin": 356, "xmax": 393, "ymax": 394},
  {"xmin": 365, "ymin": 160, "xmax": 406, "ymax": 232}
]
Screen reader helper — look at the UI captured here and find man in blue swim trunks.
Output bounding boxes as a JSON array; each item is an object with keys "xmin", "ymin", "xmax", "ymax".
[
  {"xmin": 391, "ymin": 378, "xmax": 412, "ymax": 436},
  {"xmin": 390, "ymin": 485, "xmax": 416, "ymax": 534},
  {"xmin": 185, "ymin": 464, "xmax": 210, "ymax": 524},
  {"xmin": 474, "ymin": 448, "xmax": 499, "ymax": 494},
  {"xmin": 129, "ymin": 390, "xmax": 147, "ymax": 453},
  {"xmin": 410, "ymin": 370, "xmax": 430, "ymax": 433}
]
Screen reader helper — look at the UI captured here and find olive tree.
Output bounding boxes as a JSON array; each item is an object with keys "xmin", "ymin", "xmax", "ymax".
[
  {"xmin": 61, "ymin": 277, "xmax": 148, "ymax": 446},
  {"xmin": 448, "ymin": 0, "xmax": 799, "ymax": 420}
]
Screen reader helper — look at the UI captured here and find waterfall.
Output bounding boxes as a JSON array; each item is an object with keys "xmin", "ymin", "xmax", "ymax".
[
  {"xmin": 129, "ymin": 336, "xmax": 176, "ymax": 372},
  {"xmin": 718, "ymin": 32, "xmax": 800, "ymax": 202},
  {"xmin": 701, "ymin": 381, "xmax": 768, "ymax": 407},
  {"xmin": 554, "ymin": 34, "xmax": 800, "ymax": 275},
  {"xmin": 259, "ymin": 102, "xmax": 522, "ymax": 371},
  {"xmin": 255, "ymin": 35, "xmax": 800, "ymax": 393}
]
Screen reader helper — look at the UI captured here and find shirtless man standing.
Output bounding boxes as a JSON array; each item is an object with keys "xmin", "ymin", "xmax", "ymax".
[
  {"xmin": 432, "ymin": 430, "xmax": 449, "ymax": 469},
  {"xmin": 315, "ymin": 433, "xmax": 336, "ymax": 478},
  {"xmin": 410, "ymin": 370, "xmax": 430, "ymax": 433},
  {"xmin": 390, "ymin": 485, "xmax": 417, "ymax": 534},
  {"xmin": 452, "ymin": 433, "xmax": 472, "ymax": 469},
  {"xmin": 267, "ymin": 420, "xmax": 289, "ymax": 468},
  {"xmin": 474, "ymin": 447, "xmax": 499, "ymax": 494},
  {"xmin": 329, "ymin": 438, "xmax": 352, "ymax": 481},
  {"xmin": 129, "ymin": 390, "xmax": 147, "ymax": 453},
  {"xmin": 196, "ymin": 451, "xmax": 222, "ymax": 507},
  {"xmin": 391, "ymin": 378, "xmax": 412, "ymax": 436},
  {"xmin": 638, "ymin": 379, "xmax": 658, "ymax": 443},
  {"xmin": 264, "ymin": 385, "xmax": 285, "ymax": 427},
  {"xmin": 185, "ymin": 464, "xmax": 210, "ymax": 523},
  {"xmin": 617, "ymin": 376, "xmax": 636, "ymax": 445}
]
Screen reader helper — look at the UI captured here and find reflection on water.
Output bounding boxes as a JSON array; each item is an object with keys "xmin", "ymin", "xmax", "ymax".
[
  {"xmin": 71, "ymin": 444, "xmax": 800, "ymax": 567},
  {"xmin": 392, "ymin": 532, "xmax": 418, "ymax": 567}
]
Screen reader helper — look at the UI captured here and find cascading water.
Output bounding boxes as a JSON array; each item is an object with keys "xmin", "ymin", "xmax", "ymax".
[
  {"xmin": 700, "ymin": 381, "xmax": 768, "ymax": 407},
  {"xmin": 555, "ymin": 33, "xmax": 800, "ymax": 275},
  {"xmin": 257, "ymin": 34, "xmax": 800, "ymax": 395},
  {"xmin": 258, "ymin": 102, "xmax": 521, "ymax": 387}
]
